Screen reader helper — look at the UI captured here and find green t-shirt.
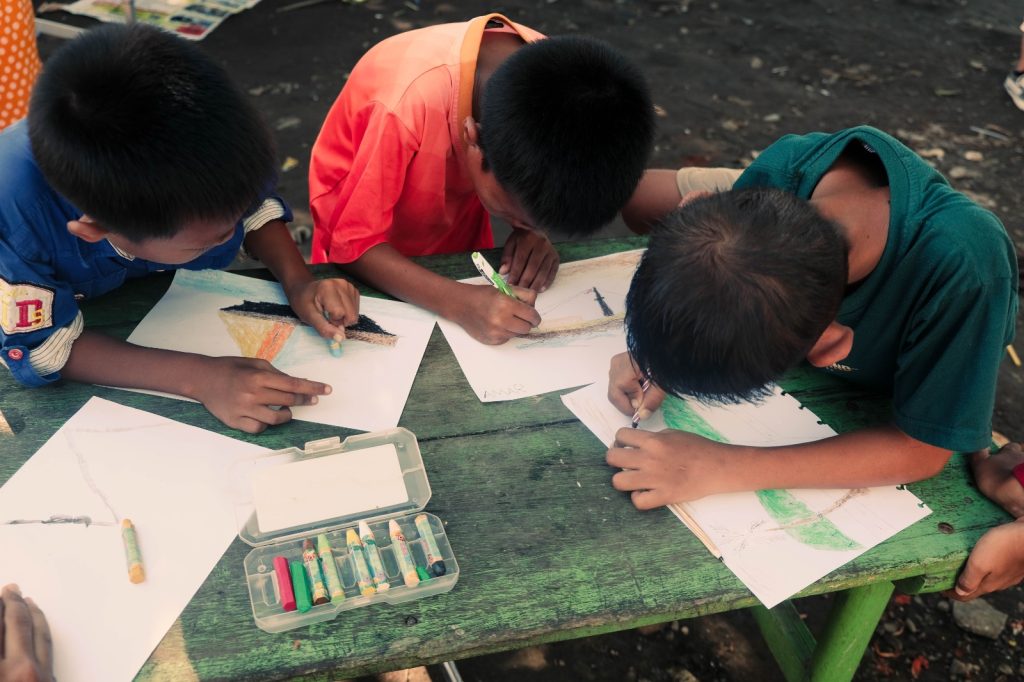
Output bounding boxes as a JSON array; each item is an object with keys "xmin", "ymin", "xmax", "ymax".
[{"xmin": 735, "ymin": 126, "xmax": 1018, "ymax": 452}]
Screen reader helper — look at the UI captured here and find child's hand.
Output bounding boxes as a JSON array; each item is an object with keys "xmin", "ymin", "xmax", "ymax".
[
  {"xmin": 285, "ymin": 277, "xmax": 360, "ymax": 342},
  {"xmin": 499, "ymin": 229, "xmax": 559, "ymax": 292},
  {"xmin": 607, "ymin": 352, "xmax": 666, "ymax": 418},
  {"xmin": 947, "ymin": 518, "xmax": 1024, "ymax": 601},
  {"xmin": 0, "ymin": 584, "xmax": 54, "ymax": 682},
  {"xmin": 606, "ymin": 428, "xmax": 734, "ymax": 508},
  {"xmin": 453, "ymin": 282, "xmax": 540, "ymax": 344},
  {"xmin": 194, "ymin": 357, "xmax": 331, "ymax": 434},
  {"xmin": 971, "ymin": 443, "xmax": 1024, "ymax": 518}
]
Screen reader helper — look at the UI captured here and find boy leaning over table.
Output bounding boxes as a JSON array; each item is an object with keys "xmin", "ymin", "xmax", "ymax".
[
  {"xmin": 604, "ymin": 126, "xmax": 1019, "ymax": 519},
  {"xmin": 0, "ymin": 24, "xmax": 359, "ymax": 434}
]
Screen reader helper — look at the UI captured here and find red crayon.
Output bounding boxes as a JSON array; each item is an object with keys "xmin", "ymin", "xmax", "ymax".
[{"xmin": 273, "ymin": 556, "xmax": 296, "ymax": 612}]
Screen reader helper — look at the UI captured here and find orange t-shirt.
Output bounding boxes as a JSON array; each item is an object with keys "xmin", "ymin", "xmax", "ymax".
[
  {"xmin": 0, "ymin": 0, "xmax": 41, "ymax": 131},
  {"xmin": 308, "ymin": 14, "xmax": 544, "ymax": 264}
]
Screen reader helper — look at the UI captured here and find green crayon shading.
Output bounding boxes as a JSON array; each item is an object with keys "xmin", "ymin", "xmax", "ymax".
[
  {"xmin": 661, "ymin": 395, "xmax": 861, "ymax": 552},
  {"xmin": 289, "ymin": 560, "xmax": 312, "ymax": 612}
]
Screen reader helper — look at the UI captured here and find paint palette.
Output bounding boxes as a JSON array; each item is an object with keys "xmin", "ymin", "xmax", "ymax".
[{"xmin": 232, "ymin": 428, "xmax": 459, "ymax": 633}]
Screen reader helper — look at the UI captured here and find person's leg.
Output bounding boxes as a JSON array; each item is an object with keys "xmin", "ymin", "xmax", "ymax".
[{"xmin": 0, "ymin": 0, "xmax": 42, "ymax": 130}]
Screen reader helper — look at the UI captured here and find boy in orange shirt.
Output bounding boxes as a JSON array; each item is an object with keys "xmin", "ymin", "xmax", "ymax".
[{"xmin": 310, "ymin": 14, "xmax": 654, "ymax": 344}]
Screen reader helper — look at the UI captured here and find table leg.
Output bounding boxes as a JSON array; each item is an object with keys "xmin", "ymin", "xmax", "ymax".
[
  {"xmin": 751, "ymin": 581, "xmax": 895, "ymax": 682},
  {"xmin": 809, "ymin": 581, "xmax": 895, "ymax": 681}
]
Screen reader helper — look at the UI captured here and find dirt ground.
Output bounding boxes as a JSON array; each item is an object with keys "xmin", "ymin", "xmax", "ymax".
[{"xmin": 34, "ymin": 0, "xmax": 1024, "ymax": 679}]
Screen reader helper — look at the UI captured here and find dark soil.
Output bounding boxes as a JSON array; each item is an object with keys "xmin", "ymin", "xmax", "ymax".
[{"xmin": 36, "ymin": 0, "xmax": 1024, "ymax": 679}]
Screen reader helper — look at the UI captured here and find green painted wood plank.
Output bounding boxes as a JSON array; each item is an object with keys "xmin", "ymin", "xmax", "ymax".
[
  {"xmin": 809, "ymin": 581, "xmax": 895, "ymax": 682},
  {"xmin": 750, "ymin": 601, "xmax": 817, "ymax": 682}
]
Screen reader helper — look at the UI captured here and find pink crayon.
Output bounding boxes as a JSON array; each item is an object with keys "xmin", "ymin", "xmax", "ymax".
[{"xmin": 273, "ymin": 556, "xmax": 296, "ymax": 612}]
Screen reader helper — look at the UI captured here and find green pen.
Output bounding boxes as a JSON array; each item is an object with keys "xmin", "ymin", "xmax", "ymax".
[{"xmin": 471, "ymin": 252, "xmax": 518, "ymax": 300}]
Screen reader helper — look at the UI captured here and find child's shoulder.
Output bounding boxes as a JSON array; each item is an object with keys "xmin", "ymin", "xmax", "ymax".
[{"xmin": 0, "ymin": 124, "xmax": 74, "ymax": 246}]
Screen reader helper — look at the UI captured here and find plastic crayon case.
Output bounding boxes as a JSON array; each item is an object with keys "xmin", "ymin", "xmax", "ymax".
[{"xmin": 232, "ymin": 428, "xmax": 460, "ymax": 633}]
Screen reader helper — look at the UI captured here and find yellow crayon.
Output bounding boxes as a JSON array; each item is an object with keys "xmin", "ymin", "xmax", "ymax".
[{"xmin": 121, "ymin": 519, "xmax": 145, "ymax": 584}]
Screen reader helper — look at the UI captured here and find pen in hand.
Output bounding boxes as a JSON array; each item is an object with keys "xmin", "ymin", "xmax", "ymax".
[{"xmin": 631, "ymin": 378, "xmax": 651, "ymax": 428}]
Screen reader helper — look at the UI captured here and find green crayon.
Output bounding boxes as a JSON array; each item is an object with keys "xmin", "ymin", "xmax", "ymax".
[
  {"xmin": 416, "ymin": 565, "xmax": 430, "ymax": 582},
  {"xmin": 289, "ymin": 560, "xmax": 312, "ymax": 612},
  {"xmin": 414, "ymin": 514, "xmax": 447, "ymax": 577},
  {"xmin": 346, "ymin": 529, "xmax": 376, "ymax": 596},
  {"xmin": 358, "ymin": 520, "xmax": 390, "ymax": 591},
  {"xmin": 317, "ymin": 534, "xmax": 345, "ymax": 601}
]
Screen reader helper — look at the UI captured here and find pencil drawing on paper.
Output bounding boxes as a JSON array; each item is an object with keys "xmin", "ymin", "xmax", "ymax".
[
  {"xmin": 218, "ymin": 301, "xmax": 398, "ymax": 361},
  {"xmin": 527, "ymin": 286, "xmax": 625, "ymax": 341},
  {"xmin": 662, "ymin": 397, "xmax": 862, "ymax": 552}
]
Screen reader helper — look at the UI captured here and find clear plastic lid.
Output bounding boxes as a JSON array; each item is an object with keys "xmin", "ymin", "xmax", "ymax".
[{"xmin": 231, "ymin": 428, "xmax": 430, "ymax": 547}]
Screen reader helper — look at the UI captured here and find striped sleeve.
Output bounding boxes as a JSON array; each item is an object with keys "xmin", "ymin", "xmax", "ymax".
[
  {"xmin": 0, "ymin": 311, "xmax": 83, "ymax": 376},
  {"xmin": 242, "ymin": 198, "xmax": 287, "ymax": 234}
]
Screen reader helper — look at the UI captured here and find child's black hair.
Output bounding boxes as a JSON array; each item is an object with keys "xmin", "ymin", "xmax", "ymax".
[
  {"xmin": 626, "ymin": 188, "xmax": 848, "ymax": 402},
  {"xmin": 28, "ymin": 24, "xmax": 275, "ymax": 241},
  {"xmin": 479, "ymin": 35, "xmax": 654, "ymax": 234}
]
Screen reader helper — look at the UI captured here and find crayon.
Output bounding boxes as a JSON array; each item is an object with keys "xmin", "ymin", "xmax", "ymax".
[
  {"xmin": 414, "ymin": 514, "xmax": 447, "ymax": 577},
  {"xmin": 317, "ymin": 534, "xmax": 345, "ymax": 601},
  {"xmin": 358, "ymin": 521, "xmax": 391, "ymax": 592},
  {"xmin": 388, "ymin": 519, "xmax": 419, "ymax": 588},
  {"xmin": 416, "ymin": 565, "xmax": 430, "ymax": 582},
  {"xmin": 273, "ymin": 556, "xmax": 297, "ymax": 611},
  {"xmin": 121, "ymin": 519, "xmax": 145, "ymax": 584},
  {"xmin": 346, "ymin": 529, "xmax": 376, "ymax": 596},
  {"xmin": 302, "ymin": 539, "xmax": 329, "ymax": 605},
  {"xmin": 289, "ymin": 560, "xmax": 312, "ymax": 612},
  {"xmin": 323, "ymin": 310, "xmax": 343, "ymax": 357},
  {"xmin": 471, "ymin": 251, "xmax": 518, "ymax": 300}
]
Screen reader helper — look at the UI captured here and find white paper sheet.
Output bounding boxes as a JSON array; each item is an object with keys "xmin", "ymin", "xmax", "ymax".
[
  {"xmin": 125, "ymin": 269, "xmax": 436, "ymax": 431},
  {"xmin": 438, "ymin": 251, "xmax": 643, "ymax": 402},
  {"xmin": 0, "ymin": 398, "xmax": 266, "ymax": 682},
  {"xmin": 561, "ymin": 381, "xmax": 931, "ymax": 608},
  {"xmin": 252, "ymin": 443, "xmax": 407, "ymax": 532}
]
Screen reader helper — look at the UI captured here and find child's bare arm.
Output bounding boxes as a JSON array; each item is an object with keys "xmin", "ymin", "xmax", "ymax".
[
  {"xmin": 244, "ymin": 220, "xmax": 360, "ymax": 340},
  {"xmin": 621, "ymin": 170, "xmax": 682, "ymax": 234},
  {"xmin": 606, "ymin": 425, "xmax": 951, "ymax": 509},
  {"xmin": 61, "ymin": 331, "xmax": 330, "ymax": 433},
  {"xmin": 343, "ymin": 243, "xmax": 541, "ymax": 344}
]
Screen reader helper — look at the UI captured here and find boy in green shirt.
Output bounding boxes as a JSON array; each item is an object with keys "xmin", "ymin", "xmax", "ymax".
[{"xmin": 607, "ymin": 126, "xmax": 1018, "ymax": 509}]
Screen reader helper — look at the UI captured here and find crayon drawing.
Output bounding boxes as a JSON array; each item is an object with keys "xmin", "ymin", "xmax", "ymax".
[
  {"xmin": 0, "ymin": 398, "xmax": 265, "ymax": 682},
  {"xmin": 438, "ymin": 250, "xmax": 642, "ymax": 402},
  {"xmin": 125, "ymin": 269, "xmax": 436, "ymax": 431},
  {"xmin": 62, "ymin": 0, "xmax": 259, "ymax": 40},
  {"xmin": 561, "ymin": 381, "xmax": 931, "ymax": 607}
]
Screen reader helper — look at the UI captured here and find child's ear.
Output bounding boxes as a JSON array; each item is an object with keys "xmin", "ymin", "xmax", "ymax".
[
  {"xmin": 67, "ymin": 215, "xmax": 111, "ymax": 243},
  {"xmin": 462, "ymin": 116, "xmax": 481, "ymax": 148},
  {"xmin": 462, "ymin": 116, "xmax": 489, "ymax": 170},
  {"xmin": 806, "ymin": 322, "xmax": 854, "ymax": 367}
]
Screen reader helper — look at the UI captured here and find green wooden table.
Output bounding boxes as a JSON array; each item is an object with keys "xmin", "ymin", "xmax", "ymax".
[{"xmin": 0, "ymin": 237, "xmax": 1010, "ymax": 682}]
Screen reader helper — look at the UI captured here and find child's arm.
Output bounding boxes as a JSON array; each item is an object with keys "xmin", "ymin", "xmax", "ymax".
[
  {"xmin": 948, "ymin": 518, "xmax": 1024, "ymax": 601},
  {"xmin": 343, "ymin": 243, "xmax": 542, "ymax": 345},
  {"xmin": 622, "ymin": 168, "xmax": 743, "ymax": 233},
  {"xmin": 243, "ymin": 220, "xmax": 360, "ymax": 339},
  {"xmin": 60, "ymin": 331, "xmax": 329, "ymax": 433},
  {"xmin": 605, "ymin": 425, "xmax": 952, "ymax": 509}
]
